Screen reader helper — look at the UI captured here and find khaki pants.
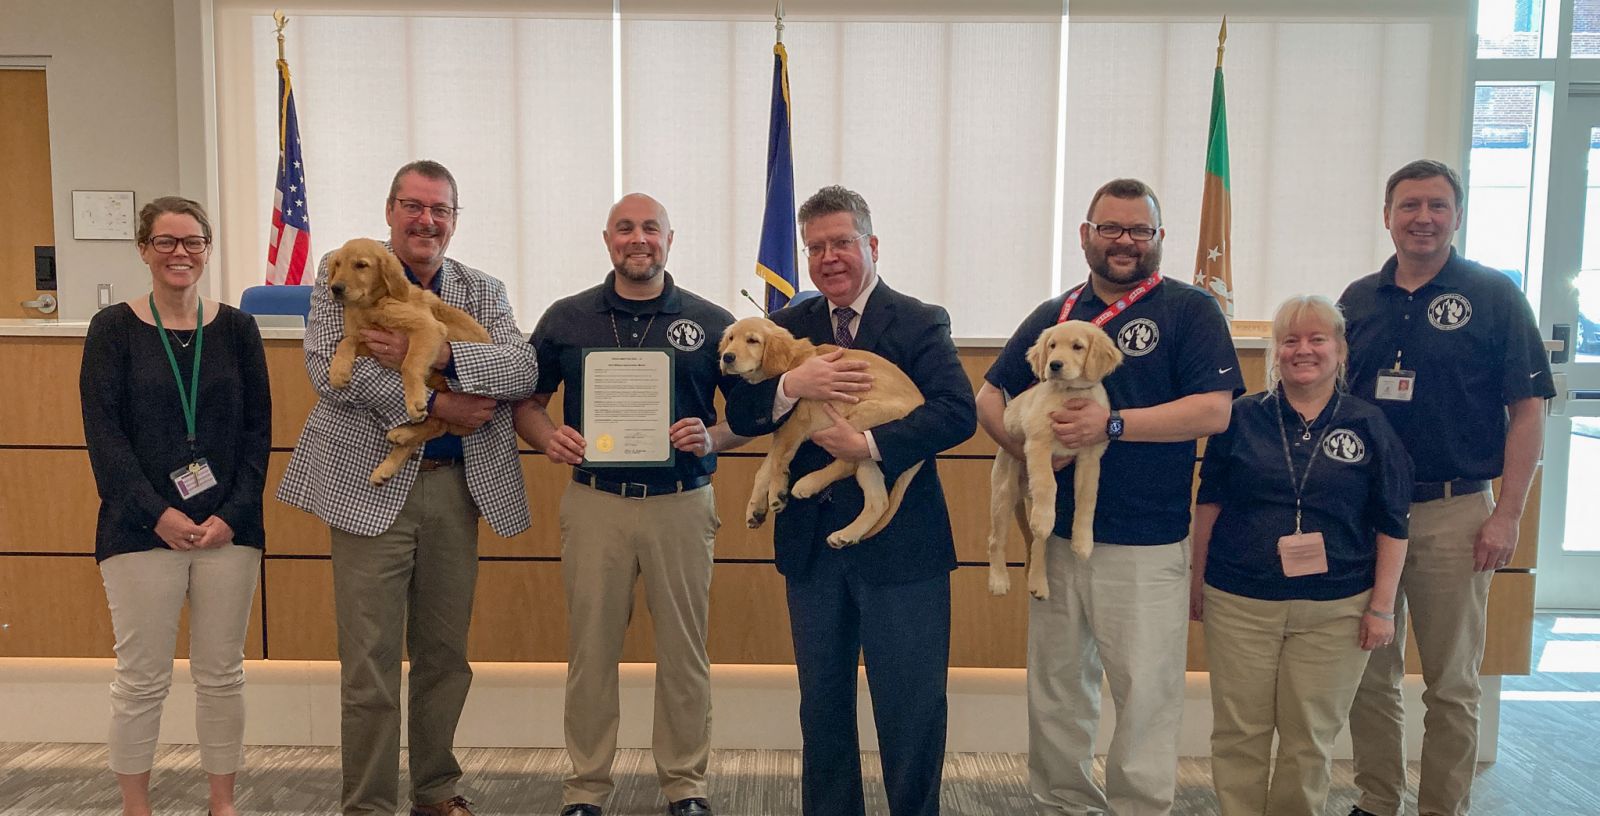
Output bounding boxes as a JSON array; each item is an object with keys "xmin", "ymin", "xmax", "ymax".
[
  {"xmin": 1203, "ymin": 586, "xmax": 1371, "ymax": 816},
  {"xmin": 99, "ymin": 544, "xmax": 261, "ymax": 775},
  {"xmin": 560, "ymin": 481, "xmax": 718, "ymax": 806},
  {"xmin": 1349, "ymin": 490, "xmax": 1495, "ymax": 816},
  {"xmin": 1028, "ymin": 537, "xmax": 1190, "ymax": 816},
  {"xmin": 330, "ymin": 464, "xmax": 480, "ymax": 815}
]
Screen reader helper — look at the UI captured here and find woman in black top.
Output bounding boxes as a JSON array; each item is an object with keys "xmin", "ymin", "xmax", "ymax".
[
  {"xmin": 1190, "ymin": 294, "xmax": 1411, "ymax": 816},
  {"xmin": 80, "ymin": 196, "xmax": 270, "ymax": 816}
]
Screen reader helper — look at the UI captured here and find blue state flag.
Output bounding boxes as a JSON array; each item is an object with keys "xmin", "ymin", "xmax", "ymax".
[{"xmin": 756, "ymin": 43, "xmax": 798, "ymax": 314}]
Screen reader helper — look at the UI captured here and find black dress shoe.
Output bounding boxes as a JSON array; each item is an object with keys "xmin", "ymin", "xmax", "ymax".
[
  {"xmin": 561, "ymin": 805, "xmax": 602, "ymax": 816},
  {"xmin": 668, "ymin": 798, "xmax": 712, "ymax": 816},
  {"xmin": 1349, "ymin": 807, "xmax": 1381, "ymax": 816}
]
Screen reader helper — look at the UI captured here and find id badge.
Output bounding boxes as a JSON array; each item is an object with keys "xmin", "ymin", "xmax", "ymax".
[
  {"xmin": 1277, "ymin": 531, "xmax": 1329, "ymax": 577},
  {"xmin": 1375, "ymin": 369, "xmax": 1416, "ymax": 402},
  {"xmin": 170, "ymin": 459, "xmax": 218, "ymax": 500}
]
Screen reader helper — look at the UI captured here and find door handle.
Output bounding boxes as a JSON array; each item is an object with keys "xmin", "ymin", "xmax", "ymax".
[{"xmin": 21, "ymin": 294, "xmax": 57, "ymax": 314}]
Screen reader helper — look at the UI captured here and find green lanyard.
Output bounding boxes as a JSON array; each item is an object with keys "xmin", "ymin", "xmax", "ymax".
[{"xmin": 149, "ymin": 294, "xmax": 203, "ymax": 449}]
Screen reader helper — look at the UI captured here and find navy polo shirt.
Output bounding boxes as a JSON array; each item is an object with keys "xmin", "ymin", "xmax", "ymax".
[
  {"xmin": 986, "ymin": 277, "xmax": 1244, "ymax": 545},
  {"xmin": 1198, "ymin": 390, "xmax": 1413, "ymax": 601},
  {"xmin": 530, "ymin": 271, "xmax": 736, "ymax": 485},
  {"xmin": 1339, "ymin": 249, "xmax": 1555, "ymax": 483},
  {"xmin": 405, "ymin": 264, "xmax": 463, "ymax": 461}
]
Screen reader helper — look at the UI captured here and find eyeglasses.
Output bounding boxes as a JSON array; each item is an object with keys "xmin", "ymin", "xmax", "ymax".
[
  {"xmin": 146, "ymin": 235, "xmax": 211, "ymax": 254},
  {"xmin": 393, "ymin": 198, "xmax": 460, "ymax": 222},
  {"xmin": 1086, "ymin": 221, "xmax": 1159, "ymax": 242},
  {"xmin": 803, "ymin": 234, "xmax": 870, "ymax": 258}
]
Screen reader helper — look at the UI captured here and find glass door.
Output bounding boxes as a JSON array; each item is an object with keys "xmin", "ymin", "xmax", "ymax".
[{"xmin": 1536, "ymin": 87, "xmax": 1600, "ymax": 608}]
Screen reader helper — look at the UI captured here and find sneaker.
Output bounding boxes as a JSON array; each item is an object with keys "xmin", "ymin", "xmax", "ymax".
[
  {"xmin": 668, "ymin": 798, "xmax": 712, "ymax": 816},
  {"xmin": 561, "ymin": 805, "xmax": 602, "ymax": 816}
]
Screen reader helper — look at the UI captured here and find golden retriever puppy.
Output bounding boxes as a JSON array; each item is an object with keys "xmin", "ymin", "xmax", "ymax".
[
  {"xmin": 718, "ymin": 316, "xmax": 925, "ymax": 548},
  {"xmin": 324, "ymin": 237, "xmax": 491, "ymax": 485},
  {"xmin": 988, "ymin": 320, "xmax": 1122, "ymax": 599}
]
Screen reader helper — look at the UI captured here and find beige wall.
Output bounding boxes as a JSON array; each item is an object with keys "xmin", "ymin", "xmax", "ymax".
[{"xmin": 0, "ymin": 0, "xmax": 186, "ymax": 320}]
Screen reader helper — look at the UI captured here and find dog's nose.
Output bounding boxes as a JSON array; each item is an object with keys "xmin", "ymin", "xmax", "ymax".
[
  {"xmin": 1049, "ymin": 360, "xmax": 1063, "ymax": 372},
  {"xmin": 330, "ymin": 282, "xmax": 345, "ymax": 298},
  {"xmin": 721, "ymin": 352, "xmax": 735, "ymax": 365}
]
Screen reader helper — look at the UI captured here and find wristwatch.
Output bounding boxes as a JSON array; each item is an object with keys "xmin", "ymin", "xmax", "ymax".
[{"xmin": 1106, "ymin": 409, "xmax": 1124, "ymax": 441}]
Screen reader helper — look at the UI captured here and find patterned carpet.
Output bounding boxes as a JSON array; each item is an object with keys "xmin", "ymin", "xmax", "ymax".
[{"xmin": 2, "ymin": 614, "xmax": 1595, "ymax": 815}]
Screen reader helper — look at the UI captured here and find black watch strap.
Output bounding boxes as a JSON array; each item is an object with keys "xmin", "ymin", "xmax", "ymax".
[{"xmin": 1106, "ymin": 409, "xmax": 1124, "ymax": 440}]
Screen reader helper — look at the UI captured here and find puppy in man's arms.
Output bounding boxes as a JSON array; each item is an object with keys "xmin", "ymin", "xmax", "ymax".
[
  {"xmin": 324, "ymin": 237, "xmax": 491, "ymax": 485},
  {"xmin": 718, "ymin": 315, "xmax": 924, "ymax": 548},
  {"xmin": 988, "ymin": 320, "xmax": 1122, "ymax": 599}
]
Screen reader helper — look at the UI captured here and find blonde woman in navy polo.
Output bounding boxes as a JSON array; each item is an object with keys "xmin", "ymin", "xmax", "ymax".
[{"xmin": 1190, "ymin": 295, "xmax": 1413, "ymax": 816}]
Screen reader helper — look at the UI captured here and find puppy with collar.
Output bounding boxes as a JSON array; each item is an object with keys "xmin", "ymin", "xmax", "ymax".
[{"xmin": 988, "ymin": 320, "xmax": 1123, "ymax": 599}]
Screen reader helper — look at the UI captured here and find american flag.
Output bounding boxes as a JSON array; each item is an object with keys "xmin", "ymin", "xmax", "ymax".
[{"xmin": 265, "ymin": 57, "xmax": 310, "ymax": 285}]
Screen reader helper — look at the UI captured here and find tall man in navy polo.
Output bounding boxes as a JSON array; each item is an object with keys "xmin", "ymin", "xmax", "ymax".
[
  {"xmin": 726, "ymin": 185, "xmax": 976, "ymax": 816},
  {"xmin": 1341, "ymin": 160, "xmax": 1554, "ymax": 816},
  {"xmin": 513, "ymin": 193, "xmax": 739, "ymax": 816},
  {"xmin": 979, "ymin": 178, "xmax": 1241, "ymax": 816}
]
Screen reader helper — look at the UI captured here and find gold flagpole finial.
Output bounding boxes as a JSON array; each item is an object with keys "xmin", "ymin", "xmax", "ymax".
[
  {"xmin": 273, "ymin": 10, "xmax": 289, "ymax": 63},
  {"xmin": 1216, "ymin": 16, "xmax": 1227, "ymax": 69},
  {"xmin": 775, "ymin": 0, "xmax": 785, "ymax": 44}
]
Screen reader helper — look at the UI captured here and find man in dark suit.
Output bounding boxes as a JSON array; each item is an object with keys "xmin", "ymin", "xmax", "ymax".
[{"xmin": 726, "ymin": 185, "xmax": 976, "ymax": 816}]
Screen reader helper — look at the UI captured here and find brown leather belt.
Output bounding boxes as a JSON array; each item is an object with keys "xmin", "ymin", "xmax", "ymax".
[{"xmin": 417, "ymin": 457, "xmax": 463, "ymax": 472}]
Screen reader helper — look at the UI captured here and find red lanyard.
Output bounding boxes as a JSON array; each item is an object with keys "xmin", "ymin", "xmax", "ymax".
[{"xmin": 1057, "ymin": 272, "xmax": 1163, "ymax": 325}]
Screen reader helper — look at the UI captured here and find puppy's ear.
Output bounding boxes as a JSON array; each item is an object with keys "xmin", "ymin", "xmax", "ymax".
[
  {"xmin": 1026, "ymin": 330, "xmax": 1049, "ymax": 381},
  {"xmin": 379, "ymin": 250, "xmax": 412, "ymax": 301},
  {"xmin": 1084, "ymin": 327, "xmax": 1124, "ymax": 382},
  {"xmin": 760, "ymin": 323, "xmax": 799, "ymax": 376}
]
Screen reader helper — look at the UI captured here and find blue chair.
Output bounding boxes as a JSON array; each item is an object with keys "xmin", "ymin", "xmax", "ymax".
[
  {"xmin": 789, "ymin": 290, "xmax": 822, "ymax": 305},
  {"xmin": 239, "ymin": 285, "xmax": 313, "ymax": 323}
]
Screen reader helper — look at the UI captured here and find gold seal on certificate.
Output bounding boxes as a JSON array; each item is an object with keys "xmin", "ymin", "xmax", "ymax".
[{"xmin": 581, "ymin": 348, "xmax": 675, "ymax": 467}]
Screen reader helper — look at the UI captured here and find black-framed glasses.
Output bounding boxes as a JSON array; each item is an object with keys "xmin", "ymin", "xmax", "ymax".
[
  {"xmin": 803, "ymin": 234, "xmax": 870, "ymax": 258},
  {"xmin": 392, "ymin": 198, "xmax": 460, "ymax": 222},
  {"xmin": 1086, "ymin": 221, "xmax": 1159, "ymax": 242},
  {"xmin": 146, "ymin": 235, "xmax": 211, "ymax": 254}
]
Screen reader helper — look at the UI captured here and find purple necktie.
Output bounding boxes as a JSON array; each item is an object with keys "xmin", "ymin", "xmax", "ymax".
[{"xmin": 833, "ymin": 306, "xmax": 857, "ymax": 348}]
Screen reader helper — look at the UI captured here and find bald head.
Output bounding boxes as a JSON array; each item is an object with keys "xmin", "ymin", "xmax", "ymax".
[{"xmin": 604, "ymin": 192, "xmax": 674, "ymax": 285}]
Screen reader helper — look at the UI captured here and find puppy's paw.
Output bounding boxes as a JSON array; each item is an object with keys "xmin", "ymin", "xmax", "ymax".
[
  {"xmin": 769, "ymin": 492, "xmax": 789, "ymax": 515},
  {"xmin": 368, "ymin": 464, "xmax": 398, "ymax": 486},
  {"xmin": 328, "ymin": 358, "xmax": 353, "ymax": 389},
  {"xmin": 1027, "ymin": 568, "xmax": 1050, "ymax": 600},
  {"xmin": 988, "ymin": 567, "xmax": 1011, "ymax": 596},
  {"xmin": 406, "ymin": 398, "xmax": 429, "ymax": 423},
  {"xmin": 826, "ymin": 530, "xmax": 859, "ymax": 549},
  {"xmin": 790, "ymin": 475, "xmax": 821, "ymax": 500},
  {"xmin": 746, "ymin": 504, "xmax": 768, "ymax": 528}
]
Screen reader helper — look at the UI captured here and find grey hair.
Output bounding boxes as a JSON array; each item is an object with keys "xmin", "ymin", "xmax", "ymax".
[{"xmin": 798, "ymin": 185, "xmax": 873, "ymax": 236}]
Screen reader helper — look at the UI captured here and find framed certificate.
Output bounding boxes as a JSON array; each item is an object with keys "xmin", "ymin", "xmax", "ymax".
[{"xmin": 580, "ymin": 348, "xmax": 675, "ymax": 467}]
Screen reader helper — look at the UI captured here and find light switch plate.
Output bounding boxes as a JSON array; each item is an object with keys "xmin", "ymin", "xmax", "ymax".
[{"xmin": 97, "ymin": 284, "xmax": 113, "ymax": 310}]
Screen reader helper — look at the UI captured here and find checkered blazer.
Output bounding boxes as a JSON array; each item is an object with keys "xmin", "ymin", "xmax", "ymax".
[{"xmin": 276, "ymin": 248, "xmax": 538, "ymax": 537}]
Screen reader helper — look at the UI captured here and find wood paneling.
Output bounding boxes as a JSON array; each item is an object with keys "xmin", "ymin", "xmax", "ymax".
[
  {"xmin": 0, "ymin": 338, "xmax": 85, "ymax": 445},
  {"xmin": 0, "ymin": 448, "xmax": 97, "ymax": 553},
  {"xmin": 0, "ymin": 554, "xmax": 263, "ymax": 659},
  {"xmin": 6, "ymin": 335, "xmax": 1538, "ymax": 674}
]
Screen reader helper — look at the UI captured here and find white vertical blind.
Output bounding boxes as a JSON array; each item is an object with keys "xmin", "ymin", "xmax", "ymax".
[{"xmin": 213, "ymin": 3, "xmax": 1466, "ymax": 334}]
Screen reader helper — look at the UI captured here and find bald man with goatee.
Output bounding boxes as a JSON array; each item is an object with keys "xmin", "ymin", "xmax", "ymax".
[{"xmin": 514, "ymin": 194, "xmax": 744, "ymax": 816}]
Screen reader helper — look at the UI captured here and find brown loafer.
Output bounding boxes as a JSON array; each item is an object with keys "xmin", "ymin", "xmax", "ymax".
[{"xmin": 412, "ymin": 796, "xmax": 475, "ymax": 816}]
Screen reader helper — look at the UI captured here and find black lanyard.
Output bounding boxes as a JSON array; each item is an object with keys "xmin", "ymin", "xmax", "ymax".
[
  {"xmin": 1274, "ymin": 391, "xmax": 1340, "ymax": 534},
  {"xmin": 149, "ymin": 294, "xmax": 203, "ymax": 454}
]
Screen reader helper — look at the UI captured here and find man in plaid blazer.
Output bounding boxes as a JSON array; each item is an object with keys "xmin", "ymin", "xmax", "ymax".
[{"xmin": 278, "ymin": 160, "xmax": 537, "ymax": 816}]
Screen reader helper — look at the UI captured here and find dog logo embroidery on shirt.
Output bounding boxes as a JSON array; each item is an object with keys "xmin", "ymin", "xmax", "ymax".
[
  {"xmin": 1427, "ymin": 293, "xmax": 1472, "ymax": 331},
  {"xmin": 1322, "ymin": 429, "xmax": 1366, "ymax": 464},
  {"xmin": 667, "ymin": 319, "xmax": 706, "ymax": 352},
  {"xmin": 1117, "ymin": 318, "xmax": 1160, "ymax": 357}
]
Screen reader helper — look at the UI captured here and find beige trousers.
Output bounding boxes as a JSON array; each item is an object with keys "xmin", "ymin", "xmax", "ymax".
[
  {"xmin": 330, "ymin": 464, "xmax": 480, "ymax": 815},
  {"xmin": 99, "ymin": 543, "xmax": 261, "ymax": 775},
  {"xmin": 559, "ymin": 481, "xmax": 718, "ymax": 807},
  {"xmin": 1028, "ymin": 537, "xmax": 1191, "ymax": 816},
  {"xmin": 1349, "ymin": 490, "xmax": 1495, "ymax": 816},
  {"xmin": 1204, "ymin": 585, "xmax": 1371, "ymax": 816}
]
